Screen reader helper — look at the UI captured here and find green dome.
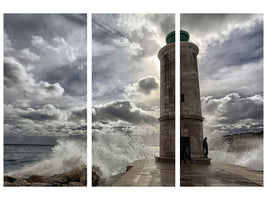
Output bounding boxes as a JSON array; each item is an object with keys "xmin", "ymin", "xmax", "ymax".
[
  {"xmin": 180, "ymin": 30, "xmax": 189, "ymax": 42},
  {"xmin": 166, "ymin": 31, "xmax": 175, "ymax": 44}
]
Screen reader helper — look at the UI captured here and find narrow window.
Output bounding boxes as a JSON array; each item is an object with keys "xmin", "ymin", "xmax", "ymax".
[{"xmin": 181, "ymin": 94, "xmax": 184, "ymax": 102}]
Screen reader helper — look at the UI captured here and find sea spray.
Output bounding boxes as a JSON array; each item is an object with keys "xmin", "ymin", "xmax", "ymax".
[
  {"xmin": 92, "ymin": 130, "xmax": 157, "ymax": 183},
  {"xmin": 209, "ymin": 137, "xmax": 263, "ymax": 171},
  {"xmin": 8, "ymin": 139, "xmax": 87, "ymax": 178}
]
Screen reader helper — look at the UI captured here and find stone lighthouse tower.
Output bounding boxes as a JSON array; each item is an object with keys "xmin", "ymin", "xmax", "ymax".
[
  {"xmin": 180, "ymin": 30, "xmax": 210, "ymax": 163},
  {"xmin": 156, "ymin": 31, "xmax": 175, "ymax": 162}
]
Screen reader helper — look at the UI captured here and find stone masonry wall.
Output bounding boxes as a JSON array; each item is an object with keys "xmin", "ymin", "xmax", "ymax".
[
  {"xmin": 180, "ymin": 41, "xmax": 204, "ymax": 159},
  {"xmin": 158, "ymin": 42, "xmax": 175, "ymax": 158}
]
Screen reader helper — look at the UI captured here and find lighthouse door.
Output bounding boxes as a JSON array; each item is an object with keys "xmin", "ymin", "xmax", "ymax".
[{"xmin": 181, "ymin": 137, "xmax": 191, "ymax": 161}]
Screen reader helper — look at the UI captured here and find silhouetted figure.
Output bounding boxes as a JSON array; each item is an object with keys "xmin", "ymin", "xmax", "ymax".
[
  {"xmin": 180, "ymin": 145, "xmax": 187, "ymax": 165},
  {"xmin": 203, "ymin": 137, "xmax": 208, "ymax": 158}
]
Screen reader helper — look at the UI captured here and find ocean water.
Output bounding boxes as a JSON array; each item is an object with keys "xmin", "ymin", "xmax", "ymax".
[
  {"xmin": 4, "ymin": 144, "xmax": 53, "ymax": 174},
  {"xmin": 4, "ymin": 140, "xmax": 87, "ymax": 178}
]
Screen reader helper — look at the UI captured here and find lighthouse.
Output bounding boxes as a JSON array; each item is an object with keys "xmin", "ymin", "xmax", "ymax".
[
  {"xmin": 180, "ymin": 30, "xmax": 210, "ymax": 163},
  {"xmin": 156, "ymin": 31, "xmax": 175, "ymax": 162}
]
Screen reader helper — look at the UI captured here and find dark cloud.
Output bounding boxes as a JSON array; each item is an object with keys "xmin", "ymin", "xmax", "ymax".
[
  {"xmin": 62, "ymin": 14, "xmax": 87, "ymax": 26},
  {"xmin": 4, "ymin": 103, "xmax": 87, "ymax": 138},
  {"xmin": 92, "ymin": 126, "xmax": 103, "ymax": 130},
  {"xmin": 4, "ymin": 14, "xmax": 87, "ymax": 141},
  {"xmin": 92, "ymin": 52, "xmax": 147, "ymax": 103},
  {"xmin": 4, "ymin": 14, "xmax": 86, "ymax": 50},
  {"xmin": 111, "ymin": 126, "xmax": 133, "ymax": 135},
  {"xmin": 4, "ymin": 57, "xmax": 27, "ymax": 87},
  {"xmin": 202, "ymin": 93, "xmax": 263, "ymax": 135},
  {"xmin": 181, "ymin": 14, "xmax": 259, "ymax": 36},
  {"xmin": 182, "ymin": 14, "xmax": 263, "ymax": 136},
  {"xmin": 91, "ymin": 14, "xmax": 173, "ymax": 175},
  {"xmin": 203, "ymin": 93, "xmax": 263, "ymax": 124},
  {"xmin": 43, "ymin": 62, "xmax": 87, "ymax": 96},
  {"xmin": 4, "ymin": 57, "xmax": 64, "ymax": 98},
  {"xmin": 197, "ymin": 18, "xmax": 263, "ymax": 98},
  {"xmin": 212, "ymin": 124, "xmax": 263, "ymax": 135},
  {"xmin": 123, "ymin": 76, "xmax": 160, "ymax": 111},
  {"xmin": 93, "ymin": 100, "xmax": 157, "ymax": 125},
  {"xmin": 69, "ymin": 108, "xmax": 87, "ymax": 121},
  {"xmin": 92, "ymin": 14, "xmax": 174, "ymax": 104},
  {"xmin": 138, "ymin": 76, "xmax": 159, "ymax": 94},
  {"xmin": 19, "ymin": 112, "xmax": 58, "ymax": 121},
  {"xmin": 5, "ymin": 13, "xmax": 86, "ymax": 97},
  {"xmin": 71, "ymin": 125, "xmax": 87, "ymax": 131},
  {"xmin": 148, "ymin": 14, "xmax": 175, "ymax": 35},
  {"xmin": 92, "ymin": 14, "xmax": 125, "ymax": 44},
  {"xmin": 199, "ymin": 19, "xmax": 263, "ymax": 79}
]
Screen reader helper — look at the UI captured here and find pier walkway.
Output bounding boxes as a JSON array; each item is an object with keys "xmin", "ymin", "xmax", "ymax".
[
  {"xmin": 113, "ymin": 159, "xmax": 175, "ymax": 186},
  {"xmin": 181, "ymin": 161, "xmax": 263, "ymax": 186}
]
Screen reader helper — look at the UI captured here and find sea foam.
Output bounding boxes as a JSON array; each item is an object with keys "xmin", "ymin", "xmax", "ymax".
[
  {"xmin": 209, "ymin": 137, "xmax": 263, "ymax": 171},
  {"xmin": 92, "ymin": 130, "xmax": 157, "ymax": 183},
  {"xmin": 7, "ymin": 140, "xmax": 87, "ymax": 178}
]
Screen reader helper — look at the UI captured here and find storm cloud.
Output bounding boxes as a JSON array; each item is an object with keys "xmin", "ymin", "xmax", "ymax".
[
  {"xmin": 69, "ymin": 107, "xmax": 87, "ymax": 122},
  {"xmin": 4, "ymin": 57, "xmax": 64, "ymax": 98},
  {"xmin": 181, "ymin": 14, "xmax": 263, "ymax": 137},
  {"xmin": 138, "ymin": 76, "xmax": 159, "ymax": 95},
  {"xmin": 4, "ymin": 14, "xmax": 87, "ymax": 143},
  {"xmin": 93, "ymin": 100, "xmax": 157, "ymax": 125},
  {"xmin": 4, "ymin": 103, "xmax": 86, "ymax": 138},
  {"xmin": 92, "ymin": 15, "xmax": 174, "ymax": 171},
  {"xmin": 202, "ymin": 93, "xmax": 263, "ymax": 135},
  {"xmin": 92, "ymin": 14, "xmax": 174, "ymax": 104}
]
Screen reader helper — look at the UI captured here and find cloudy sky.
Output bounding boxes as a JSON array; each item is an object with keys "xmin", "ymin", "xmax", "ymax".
[
  {"xmin": 181, "ymin": 14, "xmax": 263, "ymax": 137},
  {"xmin": 4, "ymin": 14, "xmax": 87, "ymax": 144},
  {"xmin": 92, "ymin": 14, "xmax": 175, "ymax": 169}
]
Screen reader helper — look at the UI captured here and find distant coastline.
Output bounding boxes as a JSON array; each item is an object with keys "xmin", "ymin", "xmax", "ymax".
[{"xmin": 223, "ymin": 130, "xmax": 263, "ymax": 138}]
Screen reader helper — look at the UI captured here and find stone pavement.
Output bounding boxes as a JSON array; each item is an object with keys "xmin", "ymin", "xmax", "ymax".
[
  {"xmin": 113, "ymin": 159, "xmax": 175, "ymax": 186},
  {"xmin": 180, "ymin": 161, "xmax": 263, "ymax": 186}
]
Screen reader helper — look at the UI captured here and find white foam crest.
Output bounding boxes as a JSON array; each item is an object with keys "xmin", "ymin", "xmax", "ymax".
[
  {"xmin": 92, "ymin": 131, "xmax": 153, "ymax": 180},
  {"xmin": 210, "ymin": 138, "xmax": 263, "ymax": 171},
  {"xmin": 8, "ymin": 140, "xmax": 87, "ymax": 178}
]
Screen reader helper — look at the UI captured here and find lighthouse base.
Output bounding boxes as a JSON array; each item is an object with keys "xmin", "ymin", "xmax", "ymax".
[
  {"xmin": 155, "ymin": 154, "xmax": 175, "ymax": 163},
  {"xmin": 191, "ymin": 157, "xmax": 211, "ymax": 164}
]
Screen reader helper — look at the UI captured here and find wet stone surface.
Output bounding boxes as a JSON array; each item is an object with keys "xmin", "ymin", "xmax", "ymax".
[
  {"xmin": 180, "ymin": 161, "xmax": 263, "ymax": 186},
  {"xmin": 113, "ymin": 159, "xmax": 175, "ymax": 187}
]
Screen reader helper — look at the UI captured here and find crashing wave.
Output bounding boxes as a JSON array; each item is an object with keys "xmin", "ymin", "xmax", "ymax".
[{"xmin": 7, "ymin": 140, "xmax": 87, "ymax": 178}]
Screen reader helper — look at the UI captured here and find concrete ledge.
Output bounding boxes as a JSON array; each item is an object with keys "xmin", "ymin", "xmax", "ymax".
[
  {"xmin": 180, "ymin": 115, "xmax": 204, "ymax": 121},
  {"xmin": 158, "ymin": 116, "xmax": 175, "ymax": 122},
  {"xmin": 155, "ymin": 155, "xmax": 175, "ymax": 163},
  {"xmin": 191, "ymin": 158, "xmax": 211, "ymax": 164}
]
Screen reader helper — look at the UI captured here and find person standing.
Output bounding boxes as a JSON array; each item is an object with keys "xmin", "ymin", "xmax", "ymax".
[{"xmin": 203, "ymin": 137, "xmax": 208, "ymax": 158}]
